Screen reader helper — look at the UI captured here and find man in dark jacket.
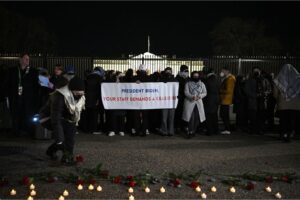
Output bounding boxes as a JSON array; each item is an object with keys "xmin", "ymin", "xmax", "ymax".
[
  {"xmin": 85, "ymin": 67, "xmax": 105, "ymax": 134},
  {"xmin": 245, "ymin": 67, "xmax": 272, "ymax": 135},
  {"xmin": 7, "ymin": 53, "xmax": 40, "ymax": 137},
  {"xmin": 175, "ymin": 65, "xmax": 189, "ymax": 132},
  {"xmin": 132, "ymin": 64, "xmax": 151, "ymax": 136},
  {"xmin": 44, "ymin": 76, "xmax": 85, "ymax": 165},
  {"xmin": 203, "ymin": 66, "xmax": 220, "ymax": 135}
]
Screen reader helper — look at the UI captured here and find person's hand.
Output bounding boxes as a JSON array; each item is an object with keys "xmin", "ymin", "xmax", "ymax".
[{"xmin": 192, "ymin": 96, "xmax": 197, "ymax": 101}]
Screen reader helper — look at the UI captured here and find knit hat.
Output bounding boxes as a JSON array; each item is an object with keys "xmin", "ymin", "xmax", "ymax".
[
  {"xmin": 202, "ymin": 66, "xmax": 213, "ymax": 74},
  {"xmin": 138, "ymin": 64, "xmax": 147, "ymax": 71},
  {"xmin": 65, "ymin": 65, "xmax": 75, "ymax": 74},
  {"xmin": 180, "ymin": 65, "xmax": 188, "ymax": 72},
  {"xmin": 68, "ymin": 76, "xmax": 85, "ymax": 91},
  {"xmin": 93, "ymin": 67, "xmax": 105, "ymax": 77}
]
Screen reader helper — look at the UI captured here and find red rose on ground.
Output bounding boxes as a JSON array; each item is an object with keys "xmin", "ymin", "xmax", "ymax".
[
  {"xmin": 246, "ymin": 182, "xmax": 255, "ymax": 190},
  {"xmin": 172, "ymin": 178, "xmax": 181, "ymax": 187},
  {"xmin": 47, "ymin": 176, "xmax": 58, "ymax": 183},
  {"xmin": 0, "ymin": 177, "xmax": 9, "ymax": 187},
  {"xmin": 100, "ymin": 170, "xmax": 109, "ymax": 179},
  {"xmin": 21, "ymin": 176, "xmax": 33, "ymax": 186},
  {"xmin": 127, "ymin": 176, "xmax": 134, "ymax": 180},
  {"xmin": 75, "ymin": 155, "xmax": 84, "ymax": 163},
  {"xmin": 189, "ymin": 181, "xmax": 200, "ymax": 189},
  {"xmin": 281, "ymin": 176, "xmax": 289, "ymax": 183},
  {"xmin": 89, "ymin": 179, "xmax": 96, "ymax": 185},
  {"xmin": 76, "ymin": 179, "xmax": 85, "ymax": 185},
  {"xmin": 265, "ymin": 176, "xmax": 273, "ymax": 183},
  {"xmin": 113, "ymin": 176, "xmax": 121, "ymax": 184},
  {"xmin": 128, "ymin": 180, "xmax": 136, "ymax": 187}
]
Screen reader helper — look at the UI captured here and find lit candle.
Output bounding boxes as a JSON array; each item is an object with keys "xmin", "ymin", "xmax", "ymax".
[
  {"xmin": 58, "ymin": 195, "xmax": 64, "ymax": 200},
  {"xmin": 201, "ymin": 193, "xmax": 207, "ymax": 199},
  {"xmin": 128, "ymin": 187, "xmax": 134, "ymax": 193},
  {"xmin": 96, "ymin": 185, "xmax": 102, "ymax": 192},
  {"xmin": 265, "ymin": 186, "xmax": 272, "ymax": 193},
  {"xmin": 145, "ymin": 187, "xmax": 150, "ymax": 193},
  {"xmin": 29, "ymin": 184, "xmax": 35, "ymax": 190},
  {"xmin": 10, "ymin": 189, "xmax": 17, "ymax": 196},
  {"xmin": 128, "ymin": 194, "xmax": 135, "ymax": 200},
  {"xmin": 30, "ymin": 190, "xmax": 36, "ymax": 196},
  {"xmin": 27, "ymin": 196, "xmax": 34, "ymax": 200},
  {"xmin": 275, "ymin": 192, "xmax": 282, "ymax": 199},
  {"xmin": 63, "ymin": 190, "xmax": 69, "ymax": 197},
  {"xmin": 160, "ymin": 186, "xmax": 166, "ymax": 193},
  {"xmin": 195, "ymin": 186, "xmax": 201, "ymax": 192},
  {"xmin": 77, "ymin": 184, "xmax": 83, "ymax": 190},
  {"xmin": 229, "ymin": 186, "xmax": 236, "ymax": 193},
  {"xmin": 88, "ymin": 184, "xmax": 94, "ymax": 191},
  {"xmin": 211, "ymin": 186, "xmax": 217, "ymax": 192}
]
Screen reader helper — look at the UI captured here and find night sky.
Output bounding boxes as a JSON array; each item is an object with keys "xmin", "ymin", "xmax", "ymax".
[{"xmin": 1, "ymin": 1, "xmax": 300, "ymax": 57}]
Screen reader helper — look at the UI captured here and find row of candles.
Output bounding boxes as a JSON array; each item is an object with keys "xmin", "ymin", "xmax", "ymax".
[{"xmin": 8, "ymin": 183, "xmax": 282, "ymax": 199}]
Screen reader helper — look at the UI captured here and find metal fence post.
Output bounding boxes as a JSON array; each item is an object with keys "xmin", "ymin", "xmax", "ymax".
[{"xmin": 238, "ymin": 57, "xmax": 242, "ymax": 75}]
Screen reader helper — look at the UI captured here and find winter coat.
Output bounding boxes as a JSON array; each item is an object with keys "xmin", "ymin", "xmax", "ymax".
[
  {"xmin": 220, "ymin": 74, "xmax": 236, "ymax": 105},
  {"xmin": 273, "ymin": 85, "xmax": 300, "ymax": 111},
  {"xmin": 182, "ymin": 80, "xmax": 207, "ymax": 123},
  {"xmin": 203, "ymin": 73, "xmax": 220, "ymax": 114}
]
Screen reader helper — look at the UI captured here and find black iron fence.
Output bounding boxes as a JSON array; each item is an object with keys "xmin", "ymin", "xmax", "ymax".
[{"xmin": 1, "ymin": 54, "xmax": 299, "ymax": 79}]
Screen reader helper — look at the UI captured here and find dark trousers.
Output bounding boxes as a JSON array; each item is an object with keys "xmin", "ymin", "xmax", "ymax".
[
  {"xmin": 205, "ymin": 112, "xmax": 219, "ymax": 135},
  {"xmin": 133, "ymin": 110, "xmax": 149, "ymax": 133},
  {"xmin": 161, "ymin": 109, "xmax": 175, "ymax": 135},
  {"xmin": 279, "ymin": 110, "xmax": 300, "ymax": 138},
  {"xmin": 248, "ymin": 109, "xmax": 265, "ymax": 134},
  {"xmin": 175, "ymin": 100, "xmax": 185, "ymax": 130},
  {"xmin": 86, "ymin": 107, "xmax": 99, "ymax": 133},
  {"xmin": 235, "ymin": 104, "xmax": 247, "ymax": 130},
  {"xmin": 110, "ymin": 111, "xmax": 125, "ymax": 133},
  {"xmin": 125, "ymin": 110, "xmax": 134, "ymax": 133},
  {"xmin": 10, "ymin": 97, "xmax": 35, "ymax": 136},
  {"xmin": 188, "ymin": 105, "xmax": 200, "ymax": 133},
  {"xmin": 47, "ymin": 120, "xmax": 76, "ymax": 156},
  {"xmin": 219, "ymin": 105, "xmax": 230, "ymax": 131}
]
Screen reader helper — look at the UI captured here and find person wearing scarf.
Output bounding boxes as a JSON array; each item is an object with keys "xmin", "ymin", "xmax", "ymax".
[
  {"xmin": 182, "ymin": 71, "xmax": 207, "ymax": 137},
  {"xmin": 45, "ymin": 76, "xmax": 85, "ymax": 165},
  {"xmin": 273, "ymin": 64, "xmax": 300, "ymax": 142}
]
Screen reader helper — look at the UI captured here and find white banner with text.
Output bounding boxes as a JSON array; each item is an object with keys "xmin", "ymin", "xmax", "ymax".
[{"xmin": 101, "ymin": 82, "xmax": 179, "ymax": 110}]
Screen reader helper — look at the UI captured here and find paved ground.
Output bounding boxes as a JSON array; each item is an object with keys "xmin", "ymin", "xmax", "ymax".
[{"xmin": 0, "ymin": 131, "xmax": 299, "ymax": 199}]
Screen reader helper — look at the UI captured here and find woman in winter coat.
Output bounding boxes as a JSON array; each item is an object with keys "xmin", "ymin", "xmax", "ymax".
[{"xmin": 182, "ymin": 71, "xmax": 207, "ymax": 137}]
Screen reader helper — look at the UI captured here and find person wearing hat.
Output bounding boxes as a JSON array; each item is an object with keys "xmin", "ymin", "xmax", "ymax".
[
  {"xmin": 64, "ymin": 65, "xmax": 76, "ymax": 81},
  {"xmin": 202, "ymin": 66, "xmax": 220, "ymax": 135},
  {"xmin": 44, "ymin": 76, "xmax": 85, "ymax": 165}
]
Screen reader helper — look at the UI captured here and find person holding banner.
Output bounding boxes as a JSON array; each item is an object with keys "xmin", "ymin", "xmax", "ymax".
[
  {"xmin": 132, "ymin": 64, "xmax": 151, "ymax": 136},
  {"xmin": 160, "ymin": 67, "xmax": 178, "ymax": 136},
  {"xmin": 107, "ymin": 71, "xmax": 126, "ymax": 137},
  {"xmin": 182, "ymin": 71, "xmax": 207, "ymax": 137}
]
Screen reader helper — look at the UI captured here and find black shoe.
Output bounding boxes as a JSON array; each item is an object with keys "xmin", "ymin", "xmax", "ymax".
[
  {"xmin": 46, "ymin": 149, "xmax": 58, "ymax": 161},
  {"xmin": 140, "ymin": 132, "xmax": 147, "ymax": 137}
]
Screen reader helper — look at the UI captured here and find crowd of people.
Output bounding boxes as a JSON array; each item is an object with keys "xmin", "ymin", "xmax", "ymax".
[{"xmin": 1, "ymin": 53, "xmax": 299, "ymax": 164}]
